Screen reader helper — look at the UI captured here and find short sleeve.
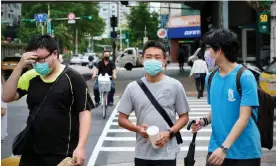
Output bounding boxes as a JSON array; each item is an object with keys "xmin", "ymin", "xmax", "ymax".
[
  {"xmin": 112, "ymin": 61, "xmax": 116, "ymax": 70},
  {"xmin": 1, "ymin": 87, "xmax": 7, "ymax": 109},
  {"xmin": 117, "ymin": 84, "xmax": 133, "ymax": 115},
  {"xmin": 175, "ymin": 82, "xmax": 190, "ymax": 115},
  {"xmin": 17, "ymin": 69, "xmax": 38, "ymax": 98},
  {"xmin": 240, "ymin": 71, "xmax": 259, "ymax": 107},
  {"xmin": 70, "ymin": 70, "xmax": 95, "ymax": 112}
]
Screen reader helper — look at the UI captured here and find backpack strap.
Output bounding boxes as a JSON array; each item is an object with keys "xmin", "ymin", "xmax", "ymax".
[
  {"xmin": 207, "ymin": 68, "xmax": 219, "ymax": 92},
  {"xmin": 235, "ymin": 66, "xmax": 257, "ymax": 124},
  {"xmin": 236, "ymin": 66, "xmax": 247, "ymax": 96}
]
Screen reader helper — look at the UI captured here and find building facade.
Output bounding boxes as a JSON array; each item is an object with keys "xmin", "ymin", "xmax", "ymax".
[
  {"xmin": 1, "ymin": 3, "xmax": 22, "ymax": 26},
  {"xmin": 98, "ymin": 2, "xmax": 131, "ymax": 38}
]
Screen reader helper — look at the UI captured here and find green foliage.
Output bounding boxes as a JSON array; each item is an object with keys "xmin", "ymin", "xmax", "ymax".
[
  {"xmin": 247, "ymin": 1, "xmax": 272, "ymax": 12},
  {"xmin": 1, "ymin": 24, "xmax": 6, "ymax": 40},
  {"xmin": 17, "ymin": 3, "xmax": 105, "ymax": 53},
  {"xmin": 126, "ymin": 3, "xmax": 159, "ymax": 48}
]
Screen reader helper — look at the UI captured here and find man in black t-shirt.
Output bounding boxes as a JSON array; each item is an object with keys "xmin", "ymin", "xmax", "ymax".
[
  {"xmin": 92, "ymin": 51, "xmax": 117, "ymax": 106},
  {"xmin": 2, "ymin": 35, "xmax": 94, "ymax": 166}
]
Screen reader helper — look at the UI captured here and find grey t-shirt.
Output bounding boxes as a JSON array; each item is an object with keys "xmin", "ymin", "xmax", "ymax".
[{"xmin": 117, "ymin": 75, "xmax": 190, "ymax": 160}]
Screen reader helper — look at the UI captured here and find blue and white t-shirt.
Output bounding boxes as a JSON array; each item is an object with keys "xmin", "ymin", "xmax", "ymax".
[{"xmin": 206, "ymin": 64, "xmax": 263, "ymax": 159}]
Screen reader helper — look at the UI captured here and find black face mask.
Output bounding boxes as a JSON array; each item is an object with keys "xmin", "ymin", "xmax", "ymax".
[{"xmin": 104, "ymin": 57, "xmax": 109, "ymax": 60}]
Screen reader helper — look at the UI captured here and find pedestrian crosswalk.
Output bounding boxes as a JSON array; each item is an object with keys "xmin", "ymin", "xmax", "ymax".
[{"xmin": 88, "ymin": 97, "xmax": 276, "ymax": 166}]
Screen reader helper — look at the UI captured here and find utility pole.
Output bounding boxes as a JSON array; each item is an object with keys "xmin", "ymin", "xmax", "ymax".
[
  {"xmin": 75, "ymin": 28, "xmax": 78, "ymax": 54},
  {"xmin": 271, "ymin": 2, "xmax": 276, "ymax": 61}
]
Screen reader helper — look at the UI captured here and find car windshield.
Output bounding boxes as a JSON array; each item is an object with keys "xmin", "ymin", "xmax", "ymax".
[{"xmin": 265, "ymin": 60, "xmax": 276, "ymax": 74}]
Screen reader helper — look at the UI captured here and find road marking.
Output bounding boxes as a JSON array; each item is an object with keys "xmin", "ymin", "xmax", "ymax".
[
  {"xmin": 99, "ymin": 146, "xmax": 276, "ymax": 152},
  {"xmin": 115, "ymin": 112, "xmax": 209, "ymax": 116},
  {"xmin": 99, "ymin": 146, "xmax": 209, "ymax": 152},
  {"xmin": 113, "ymin": 116, "xmax": 205, "ymax": 120},
  {"xmin": 104, "ymin": 136, "xmax": 211, "ymax": 141},
  {"xmin": 87, "ymin": 100, "xmax": 120, "ymax": 166},
  {"xmin": 107, "ymin": 128, "xmax": 212, "ymax": 133}
]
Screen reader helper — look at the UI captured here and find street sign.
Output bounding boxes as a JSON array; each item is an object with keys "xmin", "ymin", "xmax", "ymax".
[
  {"xmin": 157, "ymin": 28, "xmax": 167, "ymax": 38},
  {"xmin": 34, "ymin": 13, "xmax": 47, "ymax": 22},
  {"xmin": 68, "ymin": 12, "xmax": 76, "ymax": 24},
  {"xmin": 258, "ymin": 12, "xmax": 270, "ymax": 34},
  {"xmin": 68, "ymin": 20, "xmax": 76, "ymax": 24},
  {"xmin": 110, "ymin": 31, "xmax": 117, "ymax": 38},
  {"xmin": 120, "ymin": 34, "xmax": 126, "ymax": 39},
  {"xmin": 68, "ymin": 13, "xmax": 75, "ymax": 20},
  {"xmin": 47, "ymin": 19, "xmax": 52, "ymax": 35}
]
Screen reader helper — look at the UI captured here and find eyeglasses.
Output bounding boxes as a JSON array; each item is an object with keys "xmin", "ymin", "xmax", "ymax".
[{"xmin": 36, "ymin": 52, "xmax": 53, "ymax": 63}]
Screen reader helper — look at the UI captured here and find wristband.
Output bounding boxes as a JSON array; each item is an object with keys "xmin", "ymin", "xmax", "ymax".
[
  {"xmin": 200, "ymin": 117, "xmax": 209, "ymax": 127},
  {"xmin": 220, "ymin": 145, "xmax": 229, "ymax": 154}
]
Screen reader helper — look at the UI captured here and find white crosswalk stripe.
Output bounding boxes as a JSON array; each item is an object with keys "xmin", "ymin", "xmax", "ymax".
[{"xmin": 88, "ymin": 97, "xmax": 276, "ymax": 166}]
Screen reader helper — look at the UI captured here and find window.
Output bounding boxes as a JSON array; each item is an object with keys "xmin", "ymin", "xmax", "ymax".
[
  {"xmin": 8, "ymin": 14, "xmax": 11, "ymax": 18},
  {"xmin": 1, "ymin": 12, "xmax": 3, "ymax": 16},
  {"xmin": 103, "ymin": 9, "xmax": 106, "ymax": 11},
  {"xmin": 10, "ymin": 10, "xmax": 13, "ymax": 12}
]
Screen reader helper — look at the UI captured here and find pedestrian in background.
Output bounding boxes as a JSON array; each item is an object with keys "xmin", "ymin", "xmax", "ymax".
[
  {"xmin": 2, "ymin": 35, "xmax": 94, "ymax": 166},
  {"xmin": 178, "ymin": 48, "xmax": 185, "ymax": 71},
  {"xmin": 189, "ymin": 55, "xmax": 209, "ymax": 99},
  {"xmin": 191, "ymin": 28, "xmax": 262, "ymax": 166},
  {"xmin": 118, "ymin": 41, "xmax": 190, "ymax": 166}
]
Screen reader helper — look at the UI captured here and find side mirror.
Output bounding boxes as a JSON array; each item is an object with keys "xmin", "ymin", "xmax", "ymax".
[{"xmin": 121, "ymin": 54, "xmax": 125, "ymax": 58}]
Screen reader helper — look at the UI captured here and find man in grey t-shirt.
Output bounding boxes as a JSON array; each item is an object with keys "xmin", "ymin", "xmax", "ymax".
[{"xmin": 118, "ymin": 41, "xmax": 190, "ymax": 166}]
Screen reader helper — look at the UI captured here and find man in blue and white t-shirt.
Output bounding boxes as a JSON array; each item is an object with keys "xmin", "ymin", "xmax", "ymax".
[{"xmin": 191, "ymin": 28, "xmax": 262, "ymax": 166}]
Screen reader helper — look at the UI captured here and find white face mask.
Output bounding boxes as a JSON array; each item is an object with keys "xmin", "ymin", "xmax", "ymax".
[{"xmin": 204, "ymin": 49, "xmax": 219, "ymax": 68}]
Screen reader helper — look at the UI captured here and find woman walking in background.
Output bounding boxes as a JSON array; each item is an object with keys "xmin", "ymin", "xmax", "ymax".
[{"xmin": 190, "ymin": 55, "xmax": 209, "ymax": 99}]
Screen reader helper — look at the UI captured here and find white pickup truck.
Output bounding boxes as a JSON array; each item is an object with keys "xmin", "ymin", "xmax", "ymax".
[{"xmin": 116, "ymin": 47, "xmax": 143, "ymax": 71}]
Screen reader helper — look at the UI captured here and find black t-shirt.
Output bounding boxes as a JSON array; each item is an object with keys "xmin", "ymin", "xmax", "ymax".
[
  {"xmin": 96, "ymin": 60, "xmax": 116, "ymax": 76},
  {"xmin": 17, "ymin": 67, "xmax": 94, "ymax": 155}
]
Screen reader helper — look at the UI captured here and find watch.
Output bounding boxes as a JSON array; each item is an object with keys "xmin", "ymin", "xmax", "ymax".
[
  {"xmin": 220, "ymin": 145, "xmax": 229, "ymax": 154},
  {"xmin": 167, "ymin": 129, "xmax": 175, "ymax": 139}
]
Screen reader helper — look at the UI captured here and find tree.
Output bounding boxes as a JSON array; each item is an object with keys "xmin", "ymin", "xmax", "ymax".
[
  {"xmin": 1, "ymin": 24, "xmax": 6, "ymax": 41},
  {"xmin": 247, "ymin": 1, "xmax": 272, "ymax": 12},
  {"xmin": 127, "ymin": 3, "xmax": 160, "ymax": 48},
  {"xmin": 17, "ymin": 2, "xmax": 105, "ymax": 53}
]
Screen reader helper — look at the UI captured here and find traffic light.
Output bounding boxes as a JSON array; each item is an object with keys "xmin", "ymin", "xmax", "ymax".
[
  {"xmin": 120, "ymin": 1, "xmax": 129, "ymax": 6},
  {"xmin": 22, "ymin": 19, "xmax": 35, "ymax": 23},
  {"xmin": 80, "ymin": 16, "xmax": 92, "ymax": 20},
  {"xmin": 110, "ymin": 15, "xmax": 117, "ymax": 27},
  {"xmin": 258, "ymin": 12, "xmax": 270, "ymax": 34},
  {"xmin": 125, "ymin": 31, "xmax": 130, "ymax": 39}
]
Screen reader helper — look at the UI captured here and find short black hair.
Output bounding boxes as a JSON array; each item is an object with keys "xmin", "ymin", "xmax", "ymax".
[
  {"xmin": 143, "ymin": 40, "xmax": 167, "ymax": 58},
  {"xmin": 102, "ymin": 50, "xmax": 111, "ymax": 55},
  {"xmin": 25, "ymin": 35, "xmax": 59, "ymax": 55},
  {"xmin": 202, "ymin": 28, "xmax": 240, "ymax": 63}
]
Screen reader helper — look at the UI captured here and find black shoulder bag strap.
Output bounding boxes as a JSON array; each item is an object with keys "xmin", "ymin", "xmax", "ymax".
[
  {"xmin": 235, "ymin": 66, "xmax": 257, "ymax": 124},
  {"xmin": 136, "ymin": 79, "xmax": 183, "ymax": 144},
  {"xmin": 207, "ymin": 68, "xmax": 219, "ymax": 92},
  {"xmin": 28, "ymin": 66, "xmax": 68, "ymax": 123}
]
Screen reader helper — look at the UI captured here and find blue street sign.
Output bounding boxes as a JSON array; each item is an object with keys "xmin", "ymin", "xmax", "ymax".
[
  {"xmin": 34, "ymin": 13, "xmax": 47, "ymax": 22},
  {"xmin": 110, "ymin": 31, "xmax": 117, "ymax": 38}
]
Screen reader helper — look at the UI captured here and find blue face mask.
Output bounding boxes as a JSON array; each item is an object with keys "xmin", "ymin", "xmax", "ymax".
[
  {"xmin": 143, "ymin": 59, "xmax": 163, "ymax": 76},
  {"xmin": 34, "ymin": 63, "xmax": 51, "ymax": 76}
]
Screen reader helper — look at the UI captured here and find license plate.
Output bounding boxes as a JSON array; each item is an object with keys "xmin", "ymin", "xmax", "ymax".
[{"xmin": 269, "ymin": 83, "xmax": 276, "ymax": 90}]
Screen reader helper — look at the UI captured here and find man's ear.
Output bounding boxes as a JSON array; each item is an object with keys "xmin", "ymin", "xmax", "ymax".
[{"xmin": 163, "ymin": 57, "xmax": 168, "ymax": 67}]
